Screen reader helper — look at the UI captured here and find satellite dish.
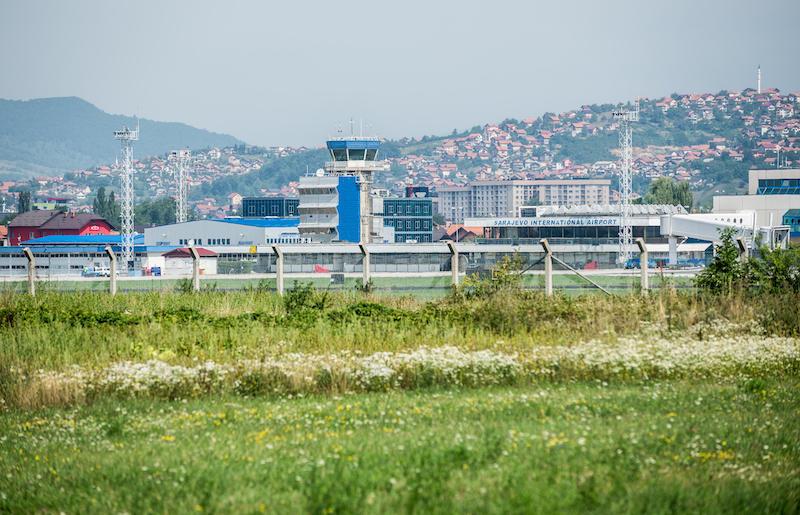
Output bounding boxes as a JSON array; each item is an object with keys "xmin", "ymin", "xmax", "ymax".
[{"xmin": 315, "ymin": 168, "xmax": 325, "ymax": 177}]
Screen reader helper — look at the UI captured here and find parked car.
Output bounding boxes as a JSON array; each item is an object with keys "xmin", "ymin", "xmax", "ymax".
[{"xmin": 81, "ymin": 266, "xmax": 119, "ymax": 277}]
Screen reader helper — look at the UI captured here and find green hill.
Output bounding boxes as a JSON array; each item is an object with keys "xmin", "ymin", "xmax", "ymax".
[{"xmin": 0, "ymin": 97, "xmax": 242, "ymax": 179}]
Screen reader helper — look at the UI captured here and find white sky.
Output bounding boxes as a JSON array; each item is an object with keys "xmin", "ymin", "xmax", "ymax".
[{"xmin": 1, "ymin": 0, "xmax": 799, "ymax": 146}]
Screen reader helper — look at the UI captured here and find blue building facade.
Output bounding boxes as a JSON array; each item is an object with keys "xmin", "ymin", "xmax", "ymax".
[
  {"xmin": 336, "ymin": 176, "xmax": 361, "ymax": 243},
  {"xmin": 242, "ymin": 197, "xmax": 299, "ymax": 218}
]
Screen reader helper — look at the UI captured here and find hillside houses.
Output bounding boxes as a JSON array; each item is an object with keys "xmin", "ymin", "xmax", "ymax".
[{"xmin": 3, "ymin": 88, "xmax": 799, "ymax": 217}]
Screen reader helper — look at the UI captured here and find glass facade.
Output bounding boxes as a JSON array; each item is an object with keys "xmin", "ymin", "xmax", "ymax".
[
  {"xmin": 480, "ymin": 225, "xmax": 664, "ymax": 245},
  {"xmin": 242, "ymin": 197, "xmax": 299, "ymax": 218},
  {"xmin": 783, "ymin": 209, "xmax": 800, "ymax": 236},
  {"xmin": 382, "ymin": 198, "xmax": 433, "ymax": 243},
  {"xmin": 757, "ymin": 178, "xmax": 800, "ymax": 195}
]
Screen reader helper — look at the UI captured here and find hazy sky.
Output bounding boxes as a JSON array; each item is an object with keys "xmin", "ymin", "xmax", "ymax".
[{"xmin": 2, "ymin": 0, "xmax": 799, "ymax": 147}]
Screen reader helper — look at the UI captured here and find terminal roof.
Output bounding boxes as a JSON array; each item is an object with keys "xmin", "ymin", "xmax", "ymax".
[
  {"xmin": 211, "ymin": 218, "xmax": 299, "ymax": 228},
  {"xmin": 536, "ymin": 204, "xmax": 687, "ymax": 217},
  {"xmin": 23, "ymin": 234, "xmax": 144, "ymax": 245},
  {"xmin": 326, "ymin": 138, "xmax": 381, "ymax": 150}
]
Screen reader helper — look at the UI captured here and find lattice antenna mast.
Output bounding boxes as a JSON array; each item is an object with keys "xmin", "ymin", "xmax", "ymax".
[
  {"xmin": 612, "ymin": 98, "xmax": 639, "ymax": 265},
  {"xmin": 113, "ymin": 122, "xmax": 139, "ymax": 270},
  {"xmin": 170, "ymin": 149, "xmax": 191, "ymax": 222}
]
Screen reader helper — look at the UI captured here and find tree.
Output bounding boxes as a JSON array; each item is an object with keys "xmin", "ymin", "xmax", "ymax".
[
  {"xmin": 695, "ymin": 228, "xmax": 747, "ymax": 295},
  {"xmin": 135, "ymin": 197, "xmax": 176, "ymax": 227},
  {"xmin": 92, "ymin": 187, "xmax": 107, "ymax": 215},
  {"xmin": 92, "ymin": 187, "xmax": 120, "ymax": 223},
  {"xmin": 17, "ymin": 191, "xmax": 31, "ymax": 213},
  {"xmin": 107, "ymin": 191, "xmax": 120, "ymax": 226},
  {"xmin": 643, "ymin": 177, "xmax": 693, "ymax": 210}
]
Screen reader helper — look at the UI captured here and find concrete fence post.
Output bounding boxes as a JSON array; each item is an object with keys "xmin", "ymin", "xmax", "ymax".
[
  {"xmin": 22, "ymin": 247, "xmax": 35, "ymax": 296},
  {"xmin": 635, "ymin": 238, "xmax": 649, "ymax": 294},
  {"xmin": 447, "ymin": 241, "xmax": 459, "ymax": 287},
  {"xmin": 189, "ymin": 246, "xmax": 201, "ymax": 292},
  {"xmin": 358, "ymin": 243, "xmax": 370, "ymax": 286},
  {"xmin": 272, "ymin": 245, "xmax": 284, "ymax": 295},
  {"xmin": 736, "ymin": 237, "xmax": 748, "ymax": 262},
  {"xmin": 539, "ymin": 238, "xmax": 552, "ymax": 296},
  {"xmin": 104, "ymin": 245, "xmax": 117, "ymax": 296}
]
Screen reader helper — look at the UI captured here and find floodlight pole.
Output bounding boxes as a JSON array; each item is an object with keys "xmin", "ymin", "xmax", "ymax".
[
  {"xmin": 539, "ymin": 238, "xmax": 552, "ymax": 296},
  {"xmin": 104, "ymin": 245, "xmax": 117, "ymax": 295},
  {"xmin": 22, "ymin": 247, "xmax": 35, "ymax": 296}
]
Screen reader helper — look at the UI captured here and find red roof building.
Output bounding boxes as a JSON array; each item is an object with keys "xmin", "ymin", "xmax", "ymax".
[{"xmin": 8, "ymin": 210, "xmax": 115, "ymax": 245}]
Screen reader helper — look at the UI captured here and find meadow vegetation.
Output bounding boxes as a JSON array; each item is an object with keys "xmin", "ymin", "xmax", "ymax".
[{"xmin": 0, "ymin": 247, "xmax": 798, "ymax": 512}]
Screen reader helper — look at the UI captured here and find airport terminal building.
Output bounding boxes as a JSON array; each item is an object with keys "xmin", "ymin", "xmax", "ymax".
[{"xmin": 465, "ymin": 204, "xmax": 711, "ymax": 268}]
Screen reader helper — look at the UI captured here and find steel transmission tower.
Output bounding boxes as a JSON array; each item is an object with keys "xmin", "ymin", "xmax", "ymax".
[
  {"xmin": 612, "ymin": 99, "xmax": 639, "ymax": 265},
  {"xmin": 170, "ymin": 149, "xmax": 191, "ymax": 223},
  {"xmin": 113, "ymin": 123, "xmax": 139, "ymax": 270}
]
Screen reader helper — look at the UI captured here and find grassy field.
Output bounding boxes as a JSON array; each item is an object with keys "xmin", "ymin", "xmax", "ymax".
[
  {"xmin": 0, "ymin": 286, "xmax": 798, "ymax": 512},
  {"xmin": 1, "ymin": 379, "xmax": 798, "ymax": 513}
]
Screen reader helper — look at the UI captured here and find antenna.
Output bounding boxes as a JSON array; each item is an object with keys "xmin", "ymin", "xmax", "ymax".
[
  {"xmin": 349, "ymin": 118, "xmax": 354, "ymax": 136},
  {"xmin": 612, "ymin": 97, "xmax": 639, "ymax": 265},
  {"xmin": 113, "ymin": 123, "xmax": 140, "ymax": 270}
]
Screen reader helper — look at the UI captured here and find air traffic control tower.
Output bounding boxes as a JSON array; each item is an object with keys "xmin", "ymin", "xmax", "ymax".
[{"xmin": 298, "ymin": 137, "xmax": 388, "ymax": 243}]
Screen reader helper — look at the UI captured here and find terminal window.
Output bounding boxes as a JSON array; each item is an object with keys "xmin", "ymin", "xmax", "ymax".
[{"xmin": 757, "ymin": 178, "xmax": 800, "ymax": 195}]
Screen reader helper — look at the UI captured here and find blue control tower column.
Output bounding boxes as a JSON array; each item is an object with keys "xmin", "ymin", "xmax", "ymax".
[{"xmin": 324, "ymin": 137, "xmax": 388, "ymax": 244}]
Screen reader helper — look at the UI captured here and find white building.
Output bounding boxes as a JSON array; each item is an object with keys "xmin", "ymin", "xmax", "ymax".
[
  {"xmin": 143, "ymin": 219, "xmax": 304, "ymax": 247},
  {"xmin": 437, "ymin": 179, "xmax": 611, "ymax": 222},
  {"xmin": 713, "ymin": 169, "xmax": 800, "ymax": 238},
  {"xmin": 161, "ymin": 247, "xmax": 218, "ymax": 276}
]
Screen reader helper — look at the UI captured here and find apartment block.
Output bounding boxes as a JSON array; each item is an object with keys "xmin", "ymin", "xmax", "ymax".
[{"xmin": 437, "ymin": 179, "xmax": 611, "ymax": 222}]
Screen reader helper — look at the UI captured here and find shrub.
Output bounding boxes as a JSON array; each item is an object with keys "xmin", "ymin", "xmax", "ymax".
[{"xmin": 695, "ymin": 228, "xmax": 747, "ymax": 294}]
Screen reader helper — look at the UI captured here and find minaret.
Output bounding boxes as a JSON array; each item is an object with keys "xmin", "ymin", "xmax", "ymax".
[{"xmin": 757, "ymin": 65, "xmax": 762, "ymax": 94}]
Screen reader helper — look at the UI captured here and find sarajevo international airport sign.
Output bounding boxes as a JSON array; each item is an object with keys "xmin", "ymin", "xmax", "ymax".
[{"xmin": 465, "ymin": 217, "xmax": 620, "ymax": 227}]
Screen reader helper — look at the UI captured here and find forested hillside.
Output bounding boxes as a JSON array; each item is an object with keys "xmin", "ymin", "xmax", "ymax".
[{"xmin": 0, "ymin": 97, "xmax": 241, "ymax": 179}]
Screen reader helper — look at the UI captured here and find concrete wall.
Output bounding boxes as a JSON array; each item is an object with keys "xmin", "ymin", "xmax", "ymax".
[{"xmin": 713, "ymin": 194, "xmax": 800, "ymax": 227}]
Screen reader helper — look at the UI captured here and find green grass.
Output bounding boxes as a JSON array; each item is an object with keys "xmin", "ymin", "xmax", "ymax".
[
  {"xmin": 1, "ymin": 285, "xmax": 798, "ymax": 511},
  {"xmin": 2, "ymin": 287, "xmax": 785, "ymax": 373},
  {"xmin": 1, "ymin": 379, "xmax": 798, "ymax": 513}
]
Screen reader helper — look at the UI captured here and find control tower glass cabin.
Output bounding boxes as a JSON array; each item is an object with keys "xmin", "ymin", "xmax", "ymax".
[{"xmin": 323, "ymin": 137, "xmax": 385, "ymax": 243}]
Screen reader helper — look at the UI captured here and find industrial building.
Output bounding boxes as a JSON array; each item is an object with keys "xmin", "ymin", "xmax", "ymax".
[
  {"xmin": 143, "ymin": 218, "xmax": 305, "ymax": 247},
  {"xmin": 713, "ymin": 169, "xmax": 800, "ymax": 238},
  {"xmin": 437, "ymin": 179, "xmax": 611, "ymax": 223},
  {"xmin": 8, "ymin": 210, "xmax": 115, "ymax": 245}
]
